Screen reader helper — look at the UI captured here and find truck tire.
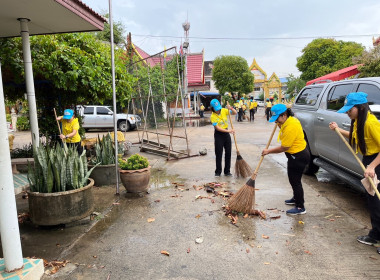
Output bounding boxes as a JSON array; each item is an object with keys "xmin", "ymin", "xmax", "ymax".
[
  {"xmin": 304, "ymin": 142, "xmax": 319, "ymax": 175},
  {"xmin": 118, "ymin": 120, "xmax": 130, "ymax": 132}
]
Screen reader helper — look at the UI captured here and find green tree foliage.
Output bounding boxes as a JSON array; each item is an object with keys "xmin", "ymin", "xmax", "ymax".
[
  {"xmin": 354, "ymin": 45, "xmax": 380, "ymax": 77},
  {"xmin": 212, "ymin": 55, "xmax": 254, "ymax": 97},
  {"xmin": 296, "ymin": 38, "xmax": 364, "ymax": 81},
  {"xmin": 0, "ymin": 33, "xmax": 135, "ymax": 137},
  {"xmin": 95, "ymin": 14, "xmax": 126, "ymax": 47},
  {"xmin": 285, "ymin": 74, "xmax": 306, "ymax": 97}
]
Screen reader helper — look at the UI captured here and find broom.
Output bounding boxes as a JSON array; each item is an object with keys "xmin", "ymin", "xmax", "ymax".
[
  {"xmin": 228, "ymin": 124, "xmax": 278, "ymax": 213},
  {"xmin": 334, "ymin": 128, "xmax": 380, "ymax": 200},
  {"xmin": 227, "ymin": 102, "xmax": 252, "ymax": 177},
  {"xmin": 54, "ymin": 108, "xmax": 68, "ymax": 154}
]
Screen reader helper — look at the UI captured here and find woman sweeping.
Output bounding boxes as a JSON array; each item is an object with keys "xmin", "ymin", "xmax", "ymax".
[
  {"xmin": 210, "ymin": 99, "xmax": 236, "ymax": 177},
  {"xmin": 329, "ymin": 92, "xmax": 380, "ymax": 254},
  {"xmin": 261, "ymin": 104, "xmax": 310, "ymax": 215},
  {"xmin": 56, "ymin": 109, "xmax": 83, "ymax": 155}
]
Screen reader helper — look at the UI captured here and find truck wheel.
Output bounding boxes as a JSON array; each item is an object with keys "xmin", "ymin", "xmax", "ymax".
[
  {"xmin": 304, "ymin": 142, "xmax": 319, "ymax": 175},
  {"xmin": 118, "ymin": 120, "xmax": 130, "ymax": 132}
]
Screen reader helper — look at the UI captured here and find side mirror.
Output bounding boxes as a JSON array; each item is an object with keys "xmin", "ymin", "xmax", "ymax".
[{"xmin": 108, "ymin": 111, "xmax": 113, "ymax": 115}]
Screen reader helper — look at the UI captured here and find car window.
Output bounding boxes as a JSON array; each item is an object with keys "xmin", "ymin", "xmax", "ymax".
[
  {"xmin": 97, "ymin": 107, "xmax": 110, "ymax": 115},
  {"xmin": 83, "ymin": 107, "xmax": 94, "ymax": 115},
  {"xmin": 295, "ymin": 87, "xmax": 323, "ymax": 105},
  {"xmin": 327, "ymin": 84, "xmax": 353, "ymax": 111},
  {"xmin": 357, "ymin": 83, "xmax": 380, "ymax": 105}
]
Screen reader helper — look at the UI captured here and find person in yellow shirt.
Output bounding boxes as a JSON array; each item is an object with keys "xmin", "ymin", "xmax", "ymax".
[
  {"xmin": 262, "ymin": 104, "xmax": 310, "ymax": 215},
  {"xmin": 253, "ymin": 100, "xmax": 258, "ymax": 113},
  {"xmin": 210, "ymin": 99, "xmax": 237, "ymax": 177},
  {"xmin": 56, "ymin": 109, "xmax": 83, "ymax": 154},
  {"xmin": 199, "ymin": 103, "xmax": 205, "ymax": 118},
  {"xmin": 329, "ymin": 92, "xmax": 380, "ymax": 254},
  {"xmin": 249, "ymin": 98, "xmax": 255, "ymax": 122},
  {"xmin": 265, "ymin": 98, "xmax": 272, "ymax": 121}
]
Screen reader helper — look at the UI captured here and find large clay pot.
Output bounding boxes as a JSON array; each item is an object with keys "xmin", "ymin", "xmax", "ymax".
[
  {"xmin": 88, "ymin": 164, "xmax": 119, "ymax": 186},
  {"xmin": 28, "ymin": 179, "xmax": 94, "ymax": 226},
  {"xmin": 119, "ymin": 166, "xmax": 151, "ymax": 193}
]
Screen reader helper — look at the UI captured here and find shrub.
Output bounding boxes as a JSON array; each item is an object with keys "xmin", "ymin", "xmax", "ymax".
[
  {"xmin": 118, "ymin": 153, "xmax": 149, "ymax": 170},
  {"xmin": 10, "ymin": 143, "xmax": 33, "ymax": 158},
  {"xmin": 89, "ymin": 133, "xmax": 115, "ymax": 165},
  {"xmin": 17, "ymin": 115, "xmax": 30, "ymax": 131}
]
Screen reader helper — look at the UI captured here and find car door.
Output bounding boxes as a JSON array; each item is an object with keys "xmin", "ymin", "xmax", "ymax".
[
  {"xmin": 82, "ymin": 106, "xmax": 96, "ymax": 128},
  {"xmin": 96, "ymin": 107, "xmax": 113, "ymax": 127},
  {"xmin": 314, "ymin": 83, "xmax": 354, "ymax": 165},
  {"xmin": 338, "ymin": 82, "xmax": 380, "ymax": 175}
]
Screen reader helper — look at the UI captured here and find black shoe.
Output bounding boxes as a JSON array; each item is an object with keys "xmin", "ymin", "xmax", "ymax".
[
  {"xmin": 357, "ymin": 235, "xmax": 379, "ymax": 246},
  {"xmin": 224, "ymin": 173, "xmax": 233, "ymax": 177},
  {"xmin": 215, "ymin": 173, "xmax": 221, "ymax": 177}
]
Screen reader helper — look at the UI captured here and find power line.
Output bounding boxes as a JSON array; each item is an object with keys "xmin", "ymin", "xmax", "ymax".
[{"xmin": 133, "ymin": 33, "xmax": 380, "ymax": 41}]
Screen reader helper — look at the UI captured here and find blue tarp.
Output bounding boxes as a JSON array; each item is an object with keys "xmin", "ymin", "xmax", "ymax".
[{"xmin": 190, "ymin": 92, "xmax": 220, "ymax": 97}]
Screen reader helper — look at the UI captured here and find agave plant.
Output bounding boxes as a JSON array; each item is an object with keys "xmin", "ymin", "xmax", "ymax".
[
  {"xmin": 28, "ymin": 143, "xmax": 98, "ymax": 193},
  {"xmin": 90, "ymin": 133, "xmax": 116, "ymax": 165}
]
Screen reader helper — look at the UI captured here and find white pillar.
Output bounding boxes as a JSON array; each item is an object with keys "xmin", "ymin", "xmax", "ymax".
[
  {"xmin": 0, "ymin": 60, "xmax": 24, "ymax": 271},
  {"xmin": 19, "ymin": 18, "xmax": 39, "ymax": 147}
]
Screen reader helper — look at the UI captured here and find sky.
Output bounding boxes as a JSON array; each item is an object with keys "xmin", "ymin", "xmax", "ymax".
[{"xmin": 82, "ymin": 0, "xmax": 380, "ymax": 78}]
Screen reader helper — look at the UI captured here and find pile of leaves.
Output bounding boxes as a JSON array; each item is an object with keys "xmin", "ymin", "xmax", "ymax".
[{"xmin": 43, "ymin": 259, "xmax": 69, "ymax": 275}]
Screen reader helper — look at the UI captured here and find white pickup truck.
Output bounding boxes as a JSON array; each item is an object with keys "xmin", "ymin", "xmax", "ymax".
[
  {"xmin": 77, "ymin": 105, "xmax": 141, "ymax": 132},
  {"xmin": 292, "ymin": 78, "xmax": 380, "ymax": 192}
]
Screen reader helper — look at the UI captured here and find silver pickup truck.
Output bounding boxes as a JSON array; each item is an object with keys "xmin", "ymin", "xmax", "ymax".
[
  {"xmin": 292, "ymin": 78, "xmax": 380, "ymax": 192},
  {"xmin": 77, "ymin": 105, "xmax": 141, "ymax": 132}
]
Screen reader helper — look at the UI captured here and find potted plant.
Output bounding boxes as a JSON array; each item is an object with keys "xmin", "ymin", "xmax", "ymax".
[
  {"xmin": 118, "ymin": 154, "xmax": 151, "ymax": 193},
  {"xmin": 88, "ymin": 133, "xmax": 119, "ymax": 186},
  {"xmin": 27, "ymin": 143, "xmax": 98, "ymax": 226}
]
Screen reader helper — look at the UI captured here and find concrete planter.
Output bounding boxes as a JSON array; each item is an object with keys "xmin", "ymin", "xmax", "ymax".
[
  {"xmin": 119, "ymin": 166, "xmax": 151, "ymax": 193},
  {"xmin": 88, "ymin": 164, "xmax": 119, "ymax": 186},
  {"xmin": 28, "ymin": 178, "xmax": 94, "ymax": 226}
]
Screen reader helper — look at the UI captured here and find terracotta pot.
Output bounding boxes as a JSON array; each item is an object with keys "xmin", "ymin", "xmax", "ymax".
[
  {"xmin": 88, "ymin": 164, "xmax": 119, "ymax": 186},
  {"xmin": 119, "ymin": 166, "xmax": 151, "ymax": 193},
  {"xmin": 28, "ymin": 178, "xmax": 94, "ymax": 226}
]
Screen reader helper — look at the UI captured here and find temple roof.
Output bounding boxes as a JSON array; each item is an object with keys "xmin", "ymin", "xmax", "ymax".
[{"xmin": 249, "ymin": 58, "xmax": 267, "ymax": 80}]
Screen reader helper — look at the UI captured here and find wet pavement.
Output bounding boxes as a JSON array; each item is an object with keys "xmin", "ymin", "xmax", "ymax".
[{"xmin": 6, "ymin": 108, "xmax": 380, "ymax": 279}]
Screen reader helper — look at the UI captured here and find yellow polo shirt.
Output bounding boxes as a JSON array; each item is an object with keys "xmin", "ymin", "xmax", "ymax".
[
  {"xmin": 62, "ymin": 118, "xmax": 81, "ymax": 143},
  {"xmin": 253, "ymin": 101, "xmax": 258, "ymax": 108},
  {"xmin": 278, "ymin": 116, "xmax": 306, "ymax": 154},
  {"xmin": 249, "ymin": 102, "xmax": 254, "ymax": 109},
  {"xmin": 210, "ymin": 108, "xmax": 229, "ymax": 129},
  {"xmin": 353, "ymin": 112, "xmax": 380, "ymax": 155},
  {"xmin": 266, "ymin": 102, "xmax": 272, "ymax": 108}
]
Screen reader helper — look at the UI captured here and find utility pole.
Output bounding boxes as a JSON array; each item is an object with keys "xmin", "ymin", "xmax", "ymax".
[{"xmin": 182, "ymin": 18, "xmax": 190, "ymax": 116}]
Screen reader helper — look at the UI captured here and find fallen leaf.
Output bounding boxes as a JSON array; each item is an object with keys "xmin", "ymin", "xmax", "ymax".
[
  {"xmin": 304, "ymin": 250, "xmax": 312, "ymax": 255},
  {"xmin": 324, "ymin": 214, "xmax": 333, "ymax": 218},
  {"xmin": 257, "ymin": 245, "xmax": 262, "ymax": 248},
  {"xmin": 298, "ymin": 221, "xmax": 304, "ymax": 225},
  {"xmin": 270, "ymin": 215, "xmax": 281, "ymax": 220},
  {"xmin": 56, "ymin": 243, "xmax": 60, "ymax": 247},
  {"xmin": 154, "ymin": 200, "xmax": 160, "ymax": 203},
  {"xmin": 112, "ymin": 202, "xmax": 120, "ymax": 205},
  {"xmin": 369, "ymin": 256, "xmax": 377, "ymax": 260},
  {"xmin": 264, "ymin": 262, "xmax": 271, "ymax": 265},
  {"xmin": 243, "ymin": 214, "xmax": 249, "ymax": 218},
  {"xmin": 246, "ymin": 248, "xmax": 250, "ymax": 253},
  {"xmin": 187, "ymin": 248, "xmax": 191, "ymax": 253},
  {"xmin": 262, "ymin": 234, "xmax": 269, "ymax": 239},
  {"xmin": 147, "ymin": 218, "xmax": 155, "ymax": 223},
  {"xmin": 329, "ymin": 219, "xmax": 335, "ymax": 222},
  {"xmin": 93, "ymin": 255, "xmax": 97, "ymax": 258},
  {"xmin": 195, "ymin": 214, "xmax": 202, "ymax": 219},
  {"xmin": 161, "ymin": 250, "xmax": 170, "ymax": 256}
]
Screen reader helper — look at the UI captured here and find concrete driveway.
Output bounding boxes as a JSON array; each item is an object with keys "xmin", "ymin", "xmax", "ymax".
[{"xmin": 8, "ymin": 108, "xmax": 380, "ymax": 279}]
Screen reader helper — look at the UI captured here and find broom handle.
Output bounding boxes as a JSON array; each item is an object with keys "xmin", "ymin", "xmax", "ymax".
[
  {"xmin": 335, "ymin": 128, "xmax": 380, "ymax": 200},
  {"xmin": 53, "ymin": 108, "xmax": 62, "ymax": 135},
  {"xmin": 250, "ymin": 124, "xmax": 278, "ymax": 180},
  {"xmin": 226, "ymin": 102, "xmax": 239, "ymax": 153}
]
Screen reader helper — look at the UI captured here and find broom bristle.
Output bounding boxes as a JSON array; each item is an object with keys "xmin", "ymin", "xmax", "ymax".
[
  {"xmin": 228, "ymin": 183, "xmax": 256, "ymax": 213},
  {"xmin": 235, "ymin": 155, "xmax": 253, "ymax": 178}
]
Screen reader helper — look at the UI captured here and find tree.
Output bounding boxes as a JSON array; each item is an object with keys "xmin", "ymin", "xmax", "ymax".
[
  {"xmin": 95, "ymin": 14, "xmax": 126, "ymax": 47},
  {"xmin": 285, "ymin": 74, "xmax": 306, "ymax": 98},
  {"xmin": 354, "ymin": 45, "xmax": 380, "ymax": 77},
  {"xmin": 296, "ymin": 38, "xmax": 364, "ymax": 81},
  {"xmin": 212, "ymin": 55, "xmax": 254, "ymax": 97}
]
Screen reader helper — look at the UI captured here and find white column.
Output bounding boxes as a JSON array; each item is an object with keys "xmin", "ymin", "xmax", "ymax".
[
  {"xmin": 0, "ymin": 60, "xmax": 24, "ymax": 271},
  {"xmin": 19, "ymin": 18, "xmax": 39, "ymax": 147}
]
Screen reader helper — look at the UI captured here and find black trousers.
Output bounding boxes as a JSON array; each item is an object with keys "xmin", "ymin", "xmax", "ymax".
[
  {"xmin": 199, "ymin": 111, "xmax": 204, "ymax": 118},
  {"xmin": 286, "ymin": 148, "xmax": 310, "ymax": 209},
  {"xmin": 265, "ymin": 108, "xmax": 272, "ymax": 121},
  {"xmin": 250, "ymin": 109, "xmax": 255, "ymax": 121},
  {"xmin": 214, "ymin": 130, "xmax": 232, "ymax": 175},
  {"xmin": 362, "ymin": 154, "xmax": 380, "ymax": 240},
  {"xmin": 238, "ymin": 108, "xmax": 243, "ymax": 122},
  {"xmin": 67, "ymin": 142, "xmax": 83, "ymax": 155}
]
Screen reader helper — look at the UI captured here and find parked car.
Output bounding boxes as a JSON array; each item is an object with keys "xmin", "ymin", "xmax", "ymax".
[
  {"xmin": 292, "ymin": 78, "xmax": 380, "ymax": 192},
  {"xmin": 255, "ymin": 99, "xmax": 265, "ymax": 107},
  {"xmin": 77, "ymin": 105, "xmax": 142, "ymax": 132}
]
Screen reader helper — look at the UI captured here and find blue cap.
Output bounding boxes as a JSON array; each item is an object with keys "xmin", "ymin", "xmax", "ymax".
[
  {"xmin": 269, "ymin": 104, "xmax": 287, "ymax": 123},
  {"xmin": 63, "ymin": 109, "xmax": 74, "ymax": 119},
  {"xmin": 337, "ymin": 92, "xmax": 368, "ymax": 113},
  {"xmin": 266, "ymin": 98, "xmax": 269, "ymax": 101},
  {"xmin": 210, "ymin": 99, "xmax": 222, "ymax": 111}
]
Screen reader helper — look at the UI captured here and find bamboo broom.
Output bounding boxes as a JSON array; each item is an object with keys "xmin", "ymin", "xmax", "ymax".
[
  {"xmin": 334, "ymin": 128, "xmax": 380, "ymax": 200},
  {"xmin": 228, "ymin": 124, "xmax": 278, "ymax": 213},
  {"xmin": 54, "ymin": 108, "xmax": 68, "ymax": 154},
  {"xmin": 227, "ymin": 102, "xmax": 252, "ymax": 178}
]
